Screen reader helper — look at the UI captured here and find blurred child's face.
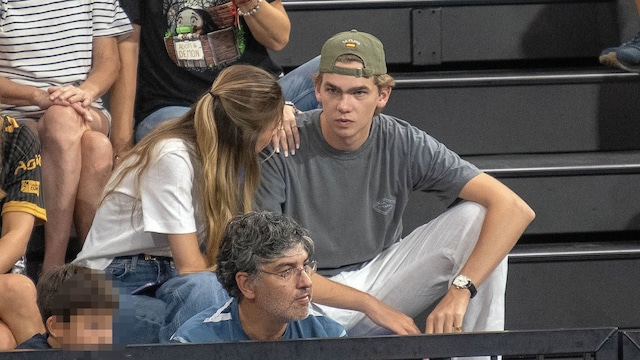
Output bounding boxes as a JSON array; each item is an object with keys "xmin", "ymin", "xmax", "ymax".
[{"xmin": 57, "ymin": 308, "xmax": 114, "ymax": 351}]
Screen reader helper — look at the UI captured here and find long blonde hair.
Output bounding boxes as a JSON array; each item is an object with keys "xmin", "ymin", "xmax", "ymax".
[{"xmin": 104, "ymin": 65, "xmax": 284, "ymax": 269}]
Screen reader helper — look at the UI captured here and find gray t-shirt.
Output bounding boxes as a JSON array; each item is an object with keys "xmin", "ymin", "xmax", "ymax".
[{"xmin": 255, "ymin": 110, "xmax": 480, "ymax": 276}]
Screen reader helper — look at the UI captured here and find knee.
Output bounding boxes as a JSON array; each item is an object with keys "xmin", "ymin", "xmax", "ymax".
[
  {"xmin": 159, "ymin": 272, "xmax": 219, "ymax": 295},
  {"xmin": 39, "ymin": 105, "xmax": 83, "ymax": 135},
  {"xmin": 81, "ymin": 131, "xmax": 113, "ymax": 171},
  {"xmin": 0, "ymin": 322, "xmax": 17, "ymax": 350},
  {"xmin": 454, "ymin": 201, "xmax": 487, "ymax": 224},
  {"xmin": 81, "ymin": 131, "xmax": 112, "ymax": 154},
  {"xmin": 443, "ymin": 201, "xmax": 487, "ymax": 250},
  {"xmin": 0, "ymin": 274, "xmax": 37, "ymax": 309}
]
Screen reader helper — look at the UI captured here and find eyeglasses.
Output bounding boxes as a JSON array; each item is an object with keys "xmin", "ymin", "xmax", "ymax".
[{"xmin": 258, "ymin": 260, "xmax": 318, "ymax": 281}]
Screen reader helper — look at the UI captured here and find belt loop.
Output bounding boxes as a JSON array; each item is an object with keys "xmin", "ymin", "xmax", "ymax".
[{"xmin": 130, "ymin": 254, "xmax": 138, "ymax": 270}]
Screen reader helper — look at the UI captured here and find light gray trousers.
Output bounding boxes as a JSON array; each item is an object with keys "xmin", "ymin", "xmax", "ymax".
[{"xmin": 315, "ymin": 201, "xmax": 507, "ymax": 336}]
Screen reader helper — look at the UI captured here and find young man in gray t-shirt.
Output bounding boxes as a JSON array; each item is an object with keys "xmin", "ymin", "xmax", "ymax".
[{"xmin": 256, "ymin": 30, "xmax": 535, "ymax": 336}]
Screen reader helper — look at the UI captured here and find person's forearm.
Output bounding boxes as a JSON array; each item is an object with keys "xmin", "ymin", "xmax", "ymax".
[
  {"xmin": 311, "ymin": 272, "xmax": 421, "ymax": 334},
  {"xmin": 109, "ymin": 25, "xmax": 141, "ymax": 155},
  {"xmin": 241, "ymin": 0, "xmax": 290, "ymax": 51},
  {"xmin": 80, "ymin": 37, "xmax": 121, "ymax": 101},
  {"xmin": 311, "ymin": 273, "xmax": 375, "ymax": 312},
  {"xmin": 0, "ymin": 213, "xmax": 35, "ymax": 273},
  {"xmin": 424, "ymin": 182, "xmax": 534, "ymax": 334},
  {"xmin": 0, "ymin": 77, "xmax": 43, "ymax": 107},
  {"xmin": 0, "ymin": 237, "xmax": 28, "ymax": 274},
  {"xmin": 167, "ymin": 233, "xmax": 209, "ymax": 274},
  {"xmin": 458, "ymin": 185, "xmax": 535, "ymax": 287}
]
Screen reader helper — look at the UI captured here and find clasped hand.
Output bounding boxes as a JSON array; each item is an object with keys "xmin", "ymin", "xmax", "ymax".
[{"xmin": 37, "ymin": 85, "xmax": 94, "ymax": 122}]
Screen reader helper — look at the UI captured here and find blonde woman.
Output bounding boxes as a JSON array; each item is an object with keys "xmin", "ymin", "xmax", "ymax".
[{"xmin": 73, "ymin": 64, "xmax": 284, "ymax": 343}]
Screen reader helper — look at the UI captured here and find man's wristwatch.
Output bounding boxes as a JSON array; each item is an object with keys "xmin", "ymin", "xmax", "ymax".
[{"xmin": 452, "ymin": 274, "xmax": 477, "ymax": 298}]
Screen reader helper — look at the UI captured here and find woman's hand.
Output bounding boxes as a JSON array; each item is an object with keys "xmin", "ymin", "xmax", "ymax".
[{"xmin": 272, "ymin": 103, "xmax": 300, "ymax": 157}]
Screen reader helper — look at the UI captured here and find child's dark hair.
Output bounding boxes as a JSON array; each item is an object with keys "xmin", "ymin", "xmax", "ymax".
[{"xmin": 37, "ymin": 263, "xmax": 119, "ymax": 323}]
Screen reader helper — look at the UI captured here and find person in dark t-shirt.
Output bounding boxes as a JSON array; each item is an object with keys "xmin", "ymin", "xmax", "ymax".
[
  {"xmin": 111, "ymin": 0, "xmax": 317, "ymax": 164},
  {"xmin": 0, "ymin": 114, "xmax": 47, "ymax": 350}
]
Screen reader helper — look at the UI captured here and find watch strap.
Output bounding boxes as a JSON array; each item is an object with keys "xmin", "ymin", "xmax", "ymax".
[
  {"xmin": 453, "ymin": 274, "xmax": 477, "ymax": 299},
  {"xmin": 467, "ymin": 281, "xmax": 477, "ymax": 298}
]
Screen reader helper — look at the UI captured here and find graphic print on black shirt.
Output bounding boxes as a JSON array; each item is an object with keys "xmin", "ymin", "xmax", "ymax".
[{"xmin": 162, "ymin": 0, "xmax": 246, "ymax": 71}]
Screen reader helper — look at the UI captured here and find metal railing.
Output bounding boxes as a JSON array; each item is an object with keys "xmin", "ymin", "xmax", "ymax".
[{"xmin": 0, "ymin": 327, "xmax": 620, "ymax": 360}]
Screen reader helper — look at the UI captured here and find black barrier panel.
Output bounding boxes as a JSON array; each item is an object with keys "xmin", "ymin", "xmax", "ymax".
[
  {"xmin": 621, "ymin": 330, "xmax": 640, "ymax": 360},
  {"xmin": 0, "ymin": 327, "xmax": 618, "ymax": 360}
]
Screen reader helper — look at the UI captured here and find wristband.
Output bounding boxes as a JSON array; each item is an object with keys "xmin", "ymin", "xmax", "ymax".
[
  {"xmin": 237, "ymin": 0, "xmax": 263, "ymax": 17},
  {"xmin": 285, "ymin": 101, "xmax": 300, "ymax": 115}
]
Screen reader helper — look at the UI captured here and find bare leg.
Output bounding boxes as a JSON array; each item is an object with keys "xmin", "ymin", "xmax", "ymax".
[
  {"xmin": 0, "ymin": 274, "xmax": 45, "ymax": 347},
  {"xmin": 38, "ymin": 105, "xmax": 110, "ymax": 273},
  {"xmin": 74, "ymin": 131, "xmax": 113, "ymax": 244}
]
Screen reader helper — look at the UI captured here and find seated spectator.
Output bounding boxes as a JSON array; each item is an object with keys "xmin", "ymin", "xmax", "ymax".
[
  {"xmin": 73, "ymin": 64, "xmax": 286, "ymax": 343},
  {"xmin": 0, "ymin": 114, "xmax": 47, "ymax": 349},
  {"xmin": 171, "ymin": 211, "xmax": 346, "ymax": 342},
  {"xmin": 16, "ymin": 263, "xmax": 122, "ymax": 350},
  {"xmin": 113, "ymin": 0, "xmax": 316, "ymax": 162},
  {"xmin": 0, "ymin": 0, "xmax": 132, "ymax": 273},
  {"xmin": 255, "ymin": 29, "xmax": 535, "ymax": 335}
]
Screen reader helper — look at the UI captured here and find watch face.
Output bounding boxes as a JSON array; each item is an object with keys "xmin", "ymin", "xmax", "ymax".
[{"xmin": 453, "ymin": 275, "xmax": 470, "ymax": 288}]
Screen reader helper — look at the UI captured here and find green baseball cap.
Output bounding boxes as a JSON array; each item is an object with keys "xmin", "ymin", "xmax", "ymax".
[{"xmin": 319, "ymin": 29, "xmax": 387, "ymax": 77}]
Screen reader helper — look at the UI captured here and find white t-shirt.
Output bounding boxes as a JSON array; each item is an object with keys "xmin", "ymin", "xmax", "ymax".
[{"xmin": 74, "ymin": 139, "xmax": 206, "ymax": 270}]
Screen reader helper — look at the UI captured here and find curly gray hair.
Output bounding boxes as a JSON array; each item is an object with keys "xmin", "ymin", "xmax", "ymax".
[{"xmin": 216, "ymin": 211, "xmax": 314, "ymax": 298}]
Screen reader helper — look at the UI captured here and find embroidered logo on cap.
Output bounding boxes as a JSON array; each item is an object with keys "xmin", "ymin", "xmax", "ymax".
[{"xmin": 343, "ymin": 39, "xmax": 360, "ymax": 48}]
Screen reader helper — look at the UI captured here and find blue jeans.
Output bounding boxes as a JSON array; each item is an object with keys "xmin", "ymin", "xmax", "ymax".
[
  {"xmin": 105, "ymin": 256, "xmax": 177, "ymax": 344},
  {"xmin": 156, "ymin": 271, "xmax": 230, "ymax": 342},
  {"xmin": 279, "ymin": 55, "xmax": 321, "ymax": 112},
  {"xmin": 134, "ymin": 56, "xmax": 321, "ymax": 142},
  {"xmin": 134, "ymin": 106, "xmax": 190, "ymax": 143}
]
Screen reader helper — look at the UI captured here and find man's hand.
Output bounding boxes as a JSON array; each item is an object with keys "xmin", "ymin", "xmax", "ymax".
[
  {"xmin": 425, "ymin": 286, "xmax": 470, "ymax": 334},
  {"xmin": 271, "ymin": 103, "xmax": 300, "ymax": 157},
  {"xmin": 363, "ymin": 297, "xmax": 421, "ymax": 335},
  {"xmin": 48, "ymin": 85, "xmax": 94, "ymax": 108},
  {"xmin": 31, "ymin": 87, "xmax": 93, "ymax": 122},
  {"xmin": 46, "ymin": 85, "xmax": 94, "ymax": 122}
]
